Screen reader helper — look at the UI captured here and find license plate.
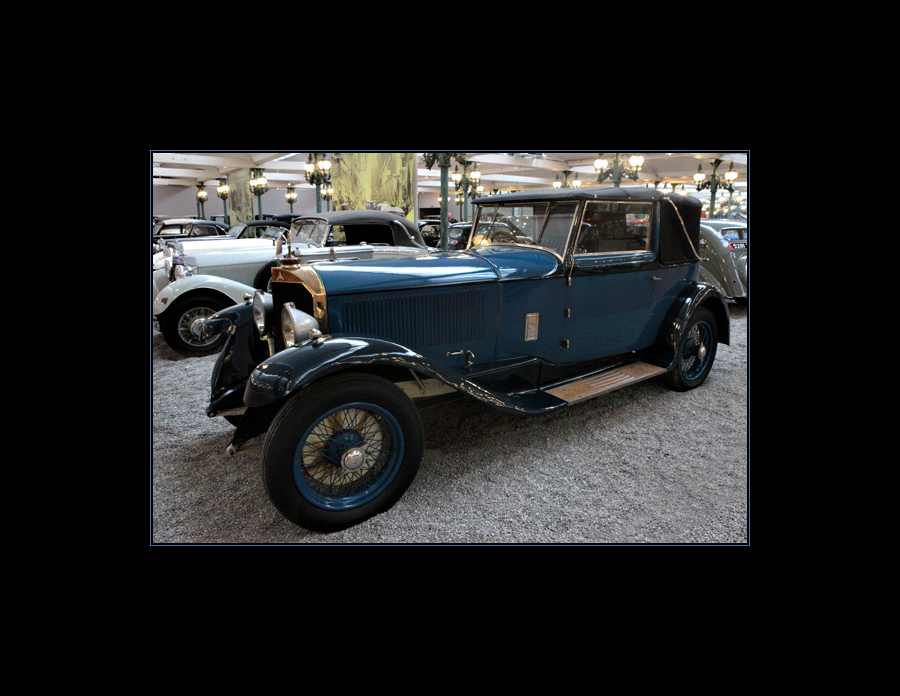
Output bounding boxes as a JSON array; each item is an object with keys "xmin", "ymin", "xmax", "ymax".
[{"xmin": 731, "ymin": 242, "xmax": 747, "ymax": 249}]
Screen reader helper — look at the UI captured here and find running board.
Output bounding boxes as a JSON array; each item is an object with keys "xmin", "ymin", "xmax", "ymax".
[{"xmin": 544, "ymin": 362, "xmax": 666, "ymax": 404}]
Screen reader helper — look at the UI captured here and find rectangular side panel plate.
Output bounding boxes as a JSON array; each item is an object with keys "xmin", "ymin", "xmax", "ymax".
[{"xmin": 524, "ymin": 313, "xmax": 539, "ymax": 341}]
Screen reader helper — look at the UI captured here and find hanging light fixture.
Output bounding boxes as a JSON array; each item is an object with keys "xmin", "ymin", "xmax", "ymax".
[
  {"xmin": 196, "ymin": 185, "xmax": 208, "ymax": 218},
  {"xmin": 595, "ymin": 153, "xmax": 642, "ymax": 187},
  {"xmin": 216, "ymin": 178, "xmax": 230, "ymax": 225},
  {"xmin": 693, "ymin": 164, "xmax": 707, "ymax": 186},
  {"xmin": 724, "ymin": 161, "xmax": 738, "ymax": 186}
]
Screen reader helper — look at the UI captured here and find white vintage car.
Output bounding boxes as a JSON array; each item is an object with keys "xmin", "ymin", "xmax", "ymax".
[
  {"xmin": 152, "ymin": 210, "xmax": 430, "ymax": 355},
  {"xmin": 151, "ymin": 223, "xmax": 294, "ymax": 272}
]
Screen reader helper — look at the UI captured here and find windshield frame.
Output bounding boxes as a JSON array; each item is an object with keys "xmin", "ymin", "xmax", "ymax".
[
  {"xmin": 289, "ymin": 218, "xmax": 329, "ymax": 246},
  {"xmin": 468, "ymin": 200, "xmax": 579, "ymax": 261}
]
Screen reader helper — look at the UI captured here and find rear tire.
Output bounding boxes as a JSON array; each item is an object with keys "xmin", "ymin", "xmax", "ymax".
[{"xmin": 663, "ymin": 307, "xmax": 718, "ymax": 392}]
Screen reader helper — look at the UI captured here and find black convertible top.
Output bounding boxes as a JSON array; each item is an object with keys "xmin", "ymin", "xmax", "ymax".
[
  {"xmin": 476, "ymin": 187, "xmax": 702, "ymax": 265},
  {"xmin": 297, "ymin": 210, "xmax": 426, "ymax": 248}
]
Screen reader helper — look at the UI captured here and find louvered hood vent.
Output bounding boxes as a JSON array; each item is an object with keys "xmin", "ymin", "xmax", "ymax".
[{"xmin": 339, "ymin": 286, "xmax": 485, "ymax": 348}]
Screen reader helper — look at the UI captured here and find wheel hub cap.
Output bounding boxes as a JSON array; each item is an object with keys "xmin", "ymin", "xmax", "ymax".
[
  {"xmin": 341, "ymin": 448, "xmax": 366, "ymax": 472},
  {"xmin": 189, "ymin": 316, "xmax": 207, "ymax": 338}
]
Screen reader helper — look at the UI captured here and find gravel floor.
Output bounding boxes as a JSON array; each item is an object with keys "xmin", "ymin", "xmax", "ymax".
[{"xmin": 151, "ymin": 304, "xmax": 748, "ymax": 545}]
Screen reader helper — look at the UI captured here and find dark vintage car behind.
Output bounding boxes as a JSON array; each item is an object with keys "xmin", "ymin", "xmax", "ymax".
[{"xmin": 201, "ymin": 187, "xmax": 730, "ymax": 532}]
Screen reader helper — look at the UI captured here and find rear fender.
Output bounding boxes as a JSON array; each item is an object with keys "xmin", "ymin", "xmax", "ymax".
[{"xmin": 648, "ymin": 281, "xmax": 730, "ymax": 369}]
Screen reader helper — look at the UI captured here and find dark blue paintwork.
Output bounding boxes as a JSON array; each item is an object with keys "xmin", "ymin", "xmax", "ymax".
[
  {"xmin": 205, "ymin": 188, "xmax": 732, "ymax": 460},
  {"xmin": 244, "ymin": 336, "xmax": 568, "ymax": 416},
  {"xmin": 311, "ymin": 251, "xmax": 498, "ymax": 295}
]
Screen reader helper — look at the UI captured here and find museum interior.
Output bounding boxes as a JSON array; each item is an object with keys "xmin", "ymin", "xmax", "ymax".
[
  {"xmin": 150, "ymin": 151, "xmax": 750, "ymax": 544},
  {"xmin": 151, "ymin": 152, "xmax": 749, "ymax": 225}
]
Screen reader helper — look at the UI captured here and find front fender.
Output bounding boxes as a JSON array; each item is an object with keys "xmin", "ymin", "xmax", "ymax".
[
  {"xmin": 245, "ymin": 336, "xmax": 566, "ymax": 415},
  {"xmin": 205, "ymin": 301, "xmax": 271, "ymax": 416},
  {"xmin": 152, "ymin": 274, "xmax": 256, "ymax": 318}
]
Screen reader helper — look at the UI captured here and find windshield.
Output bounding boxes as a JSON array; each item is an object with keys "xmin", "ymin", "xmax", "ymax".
[
  {"xmin": 228, "ymin": 223, "xmax": 248, "ymax": 238},
  {"xmin": 261, "ymin": 226, "xmax": 288, "ymax": 242},
  {"xmin": 470, "ymin": 201, "xmax": 577, "ymax": 256},
  {"xmin": 289, "ymin": 219, "xmax": 327, "ymax": 246}
]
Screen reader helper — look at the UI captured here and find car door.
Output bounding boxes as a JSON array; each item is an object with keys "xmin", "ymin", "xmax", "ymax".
[{"xmin": 559, "ymin": 201, "xmax": 660, "ymax": 362}]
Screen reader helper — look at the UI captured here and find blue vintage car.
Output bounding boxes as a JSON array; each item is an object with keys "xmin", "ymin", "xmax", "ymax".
[{"xmin": 202, "ymin": 187, "xmax": 730, "ymax": 532}]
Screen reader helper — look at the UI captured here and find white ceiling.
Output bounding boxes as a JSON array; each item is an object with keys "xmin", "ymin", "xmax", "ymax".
[{"xmin": 151, "ymin": 151, "xmax": 748, "ymax": 198}]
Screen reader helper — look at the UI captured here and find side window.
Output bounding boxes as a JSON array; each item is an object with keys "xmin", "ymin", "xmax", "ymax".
[
  {"xmin": 576, "ymin": 201, "xmax": 653, "ymax": 255},
  {"xmin": 330, "ymin": 225, "xmax": 347, "ymax": 244}
]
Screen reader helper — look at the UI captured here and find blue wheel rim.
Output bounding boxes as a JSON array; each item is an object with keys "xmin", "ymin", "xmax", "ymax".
[
  {"xmin": 293, "ymin": 402, "xmax": 405, "ymax": 511},
  {"xmin": 681, "ymin": 320, "xmax": 713, "ymax": 381}
]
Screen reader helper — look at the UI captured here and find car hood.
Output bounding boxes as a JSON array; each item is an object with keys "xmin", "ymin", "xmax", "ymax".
[
  {"xmin": 312, "ymin": 246, "xmax": 560, "ymax": 295},
  {"xmin": 180, "ymin": 248, "xmax": 282, "ymax": 269},
  {"xmin": 176, "ymin": 238, "xmax": 284, "ymax": 255}
]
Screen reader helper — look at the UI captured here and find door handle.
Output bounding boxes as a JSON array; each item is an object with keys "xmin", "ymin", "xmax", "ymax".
[
  {"xmin": 652, "ymin": 276, "xmax": 662, "ymax": 282},
  {"xmin": 447, "ymin": 349, "xmax": 475, "ymax": 367}
]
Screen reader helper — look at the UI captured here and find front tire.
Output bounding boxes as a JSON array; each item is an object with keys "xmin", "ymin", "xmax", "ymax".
[
  {"xmin": 261, "ymin": 374, "xmax": 424, "ymax": 532},
  {"xmin": 664, "ymin": 307, "xmax": 718, "ymax": 392},
  {"xmin": 159, "ymin": 293, "xmax": 229, "ymax": 355}
]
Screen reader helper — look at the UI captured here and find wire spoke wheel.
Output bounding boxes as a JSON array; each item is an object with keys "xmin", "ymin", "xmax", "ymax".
[
  {"xmin": 160, "ymin": 294, "xmax": 228, "ymax": 355},
  {"xmin": 177, "ymin": 306, "xmax": 219, "ymax": 347},
  {"xmin": 261, "ymin": 374, "xmax": 424, "ymax": 532},
  {"xmin": 680, "ymin": 320, "xmax": 713, "ymax": 381},
  {"xmin": 296, "ymin": 403, "xmax": 401, "ymax": 509},
  {"xmin": 663, "ymin": 307, "xmax": 718, "ymax": 392}
]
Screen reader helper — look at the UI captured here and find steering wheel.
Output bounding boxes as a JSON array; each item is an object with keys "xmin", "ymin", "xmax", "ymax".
[{"xmin": 490, "ymin": 229, "xmax": 518, "ymax": 244}]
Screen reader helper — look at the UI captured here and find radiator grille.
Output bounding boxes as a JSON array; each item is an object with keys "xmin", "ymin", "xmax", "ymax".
[{"xmin": 340, "ymin": 287, "xmax": 484, "ymax": 348}]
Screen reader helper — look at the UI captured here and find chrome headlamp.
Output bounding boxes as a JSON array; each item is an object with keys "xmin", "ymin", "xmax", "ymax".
[
  {"xmin": 281, "ymin": 302, "xmax": 320, "ymax": 347},
  {"xmin": 252, "ymin": 290, "xmax": 274, "ymax": 336},
  {"xmin": 172, "ymin": 257, "xmax": 197, "ymax": 280}
]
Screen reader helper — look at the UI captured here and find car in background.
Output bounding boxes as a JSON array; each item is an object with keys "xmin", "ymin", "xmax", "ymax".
[
  {"xmin": 151, "ymin": 219, "xmax": 229, "ymax": 252},
  {"xmin": 201, "ymin": 187, "xmax": 730, "ymax": 532},
  {"xmin": 152, "ymin": 210, "xmax": 430, "ymax": 355},
  {"xmin": 152, "ymin": 222, "xmax": 291, "ymax": 271},
  {"xmin": 417, "ymin": 220, "xmax": 442, "ymax": 247},
  {"xmin": 419, "ymin": 221, "xmax": 473, "ymax": 250},
  {"xmin": 698, "ymin": 219, "xmax": 748, "ymax": 304}
]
